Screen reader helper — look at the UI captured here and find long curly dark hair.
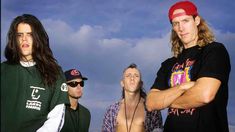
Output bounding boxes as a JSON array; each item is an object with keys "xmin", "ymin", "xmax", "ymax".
[
  {"xmin": 4, "ymin": 14, "xmax": 61, "ymax": 87},
  {"xmin": 121, "ymin": 63, "xmax": 147, "ymax": 99}
]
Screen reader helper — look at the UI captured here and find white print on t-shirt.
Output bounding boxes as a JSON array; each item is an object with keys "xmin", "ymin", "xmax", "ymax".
[
  {"xmin": 168, "ymin": 108, "xmax": 196, "ymax": 116},
  {"xmin": 60, "ymin": 83, "xmax": 68, "ymax": 92},
  {"xmin": 26, "ymin": 86, "xmax": 45, "ymax": 111}
]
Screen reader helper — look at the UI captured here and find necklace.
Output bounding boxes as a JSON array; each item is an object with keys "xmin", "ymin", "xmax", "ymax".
[{"xmin": 124, "ymin": 96, "xmax": 141, "ymax": 132}]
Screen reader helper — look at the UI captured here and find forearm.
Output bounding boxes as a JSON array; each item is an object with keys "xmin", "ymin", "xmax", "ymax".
[
  {"xmin": 146, "ymin": 86, "xmax": 186, "ymax": 111},
  {"xmin": 170, "ymin": 78, "xmax": 220, "ymax": 109},
  {"xmin": 170, "ymin": 88, "xmax": 205, "ymax": 109}
]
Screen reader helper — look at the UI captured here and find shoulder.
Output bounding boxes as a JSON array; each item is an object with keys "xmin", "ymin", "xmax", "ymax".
[
  {"xmin": 107, "ymin": 101, "xmax": 120, "ymax": 110},
  {"xmin": 1, "ymin": 61, "xmax": 7, "ymax": 69},
  {"xmin": 78, "ymin": 104, "xmax": 90, "ymax": 114},
  {"xmin": 162, "ymin": 57, "xmax": 177, "ymax": 66},
  {"xmin": 203, "ymin": 42, "xmax": 228, "ymax": 53},
  {"xmin": 1, "ymin": 61, "xmax": 19, "ymax": 71},
  {"xmin": 157, "ymin": 57, "xmax": 177, "ymax": 72},
  {"xmin": 104, "ymin": 101, "xmax": 120, "ymax": 114},
  {"xmin": 1, "ymin": 61, "xmax": 12, "ymax": 67},
  {"xmin": 201, "ymin": 42, "xmax": 230, "ymax": 60}
]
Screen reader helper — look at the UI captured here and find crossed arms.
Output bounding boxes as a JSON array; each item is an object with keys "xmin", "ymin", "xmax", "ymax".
[{"xmin": 146, "ymin": 77, "xmax": 221, "ymax": 111}]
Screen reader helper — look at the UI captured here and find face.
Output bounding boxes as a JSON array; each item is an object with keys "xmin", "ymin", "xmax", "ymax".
[
  {"xmin": 121, "ymin": 68, "xmax": 141, "ymax": 93},
  {"xmin": 17, "ymin": 23, "xmax": 33, "ymax": 61},
  {"xmin": 67, "ymin": 78, "xmax": 84, "ymax": 99},
  {"xmin": 171, "ymin": 9, "xmax": 200, "ymax": 48}
]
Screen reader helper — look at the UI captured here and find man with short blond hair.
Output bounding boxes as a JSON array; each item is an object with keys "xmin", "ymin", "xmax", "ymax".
[
  {"xmin": 146, "ymin": 1, "xmax": 230, "ymax": 132},
  {"xmin": 102, "ymin": 63, "xmax": 163, "ymax": 132}
]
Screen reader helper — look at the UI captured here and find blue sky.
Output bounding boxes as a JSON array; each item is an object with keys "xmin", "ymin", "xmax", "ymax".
[{"xmin": 1, "ymin": 0, "xmax": 235, "ymax": 131}]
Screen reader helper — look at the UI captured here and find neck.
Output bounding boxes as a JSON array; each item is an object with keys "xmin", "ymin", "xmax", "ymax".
[
  {"xmin": 124, "ymin": 92, "xmax": 141, "ymax": 106},
  {"xmin": 124, "ymin": 92, "xmax": 141, "ymax": 132},
  {"xmin": 69, "ymin": 97, "xmax": 78, "ymax": 110},
  {"xmin": 21, "ymin": 57, "xmax": 33, "ymax": 62},
  {"xmin": 184, "ymin": 43, "xmax": 197, "ymax": 49}
]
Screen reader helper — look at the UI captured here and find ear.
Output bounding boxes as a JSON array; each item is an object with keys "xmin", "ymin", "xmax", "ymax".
[
  {"xmin": 120, "ymin": 80, "xmax": 124, "ymax": 88},
  {"xmin": 195, "ymin": 16, "xmax": 200, "ymax": 26}
]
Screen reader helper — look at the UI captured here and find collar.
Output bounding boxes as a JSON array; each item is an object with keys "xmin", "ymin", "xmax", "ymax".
[{"xmin": 20, "ymin": 61, "xmax": 36, "ymax": 67}]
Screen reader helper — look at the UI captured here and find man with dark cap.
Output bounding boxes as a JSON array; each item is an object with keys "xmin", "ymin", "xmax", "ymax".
[
  {"xmin": 146, "ymin": 1, "xmax": 230, "ymax": 132},
  {"xmin": 61, "ymin": 69, "xmax": 91, "ymax": 132}
]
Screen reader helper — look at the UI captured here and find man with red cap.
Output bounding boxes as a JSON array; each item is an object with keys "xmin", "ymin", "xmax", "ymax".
[
  {"xmin": 147, "ymin": 1, "xmax": 230, "ymax": 132},
  {"xmin": 61, "ymin": 69, "xmax": 91, "ymax": 132}
]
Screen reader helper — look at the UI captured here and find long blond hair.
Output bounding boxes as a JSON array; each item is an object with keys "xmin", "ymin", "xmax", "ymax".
[{"xmin": 170, "ymin": 16, "xmax": 215, "ymax": 57}]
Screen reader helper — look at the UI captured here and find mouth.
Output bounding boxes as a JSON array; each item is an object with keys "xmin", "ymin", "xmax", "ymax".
[
  {"xmin": 180, "ymin": 33, "xmax": 188, "ymax": 38},
  {"xmin": 22, "ymin": 44, "xmax": 30, "ymax": 48}
]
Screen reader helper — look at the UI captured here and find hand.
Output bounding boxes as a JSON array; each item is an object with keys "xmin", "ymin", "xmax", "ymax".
[{"xmin": 179, "ymin": 81, "xmax": 195, "ymax": 90}]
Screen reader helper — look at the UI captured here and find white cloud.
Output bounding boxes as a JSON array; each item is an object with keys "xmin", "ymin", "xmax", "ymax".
[
  {"xmin": 229, "ymin": 125, "xmax": 235, "ymax": 132},
  {"xmin": 42, "ymin": 18, "xmax": 172, "ymax": 70},
  {"xmin": 42, "ymin": 19, "xmax": 73, "ymax": 45},
  {"xmin": 71, "ymin": 25, "xmax": 105, "ymax": 44}
]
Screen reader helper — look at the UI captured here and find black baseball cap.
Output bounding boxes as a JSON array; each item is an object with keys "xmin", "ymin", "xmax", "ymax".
[{"xmin": 64, "ymin": 69, "xmax": 88, "ymax": 81}]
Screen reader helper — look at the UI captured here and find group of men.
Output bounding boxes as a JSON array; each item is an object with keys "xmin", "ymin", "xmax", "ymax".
[{"xmin": 1, "ymin": 1, "xmax": 231, "ymax": 132}]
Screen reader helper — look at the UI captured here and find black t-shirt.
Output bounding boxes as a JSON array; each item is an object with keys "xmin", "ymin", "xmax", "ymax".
[
  {"xmin": 151, "ymin": 42, "xmax": 230, "ymax": 132},
  {"xmin": 60, "ymin": 103, "xmax": 91, "ymax": 132}
]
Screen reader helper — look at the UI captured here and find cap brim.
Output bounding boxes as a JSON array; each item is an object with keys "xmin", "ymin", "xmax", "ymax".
[{"xmin": 82, "ymin": 77, "xmax": 88, "ymax": 80}]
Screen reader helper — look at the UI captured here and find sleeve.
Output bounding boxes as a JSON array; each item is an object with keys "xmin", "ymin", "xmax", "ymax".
[
  {"xmin": 37, "ymin": 70, "xmax": 70, "ymax": 132},
  {"xmin": 197, "ymin": 43, "xmax": 231, "ymax": 83},
  {"xmin": 102, "ymin": 107, "xmax": 113, "ymax": 132},
  {"xmin": 145, "ymin": 110, "xmax": 163, "ymax": 132},
  {"xmin": 37, "ymin": 104, "xmax": 66, "ymax": 132},
  {"xmin": 102, "ymin": 104, "xmax": 117, "ymax": 132},
  {"xmin": 151, "ymin": 58, "xmax": 176, "ymax": 90},
  {"xmin": 49, "ymin": 71, "xmax": 70, "ymax": 110}
]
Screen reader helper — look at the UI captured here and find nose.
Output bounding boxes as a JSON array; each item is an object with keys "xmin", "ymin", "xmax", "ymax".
[
  {"xmin": 178, "ymin": 22, "xmax": 184, "ymax": 31},
  {"xmin": 21, "ymin": 34, "xmax": 27, "ymax": 41},
  {"xmin": 130, "ymin": 75, "xmax": 135, "ymax": 81}
]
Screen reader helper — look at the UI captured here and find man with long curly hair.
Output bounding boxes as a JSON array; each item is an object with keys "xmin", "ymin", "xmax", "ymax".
[
  {"xmin": 146, "ymin": 1, "xmax": 230, "ymax": 132},
  {"xmin": 1, "ymin": 14, "xmax": 69, "ymax": 132}
]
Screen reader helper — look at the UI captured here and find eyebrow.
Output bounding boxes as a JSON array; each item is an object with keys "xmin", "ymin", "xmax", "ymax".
[
  {"xmin": 125, "ymin": 73, "xmax": 140, "ymax": 75},
  {"xmin": 17, "ymin": 32, "xmax": 32, "ymax": 34},
  {"xmin": 172, "ymin": 17, "xmax": 191, "ymax": 23}
]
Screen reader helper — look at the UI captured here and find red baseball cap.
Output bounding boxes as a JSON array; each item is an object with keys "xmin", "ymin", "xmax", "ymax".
[{"xmin": 168, "ymin": 1, "xmax": 198, "ymax": 21}]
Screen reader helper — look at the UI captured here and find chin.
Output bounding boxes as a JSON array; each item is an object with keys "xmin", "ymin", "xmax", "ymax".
[{"xmin": 70, "ymin": 95, "xmax": 81, "ymax": 99}]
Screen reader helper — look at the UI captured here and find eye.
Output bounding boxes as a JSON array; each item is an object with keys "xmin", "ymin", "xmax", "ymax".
[
  {"xmin": 27, "ymin": 33, "xmax": 32, "ymax": 37},
  {"xmin": 182, "ymin": 19, "xmax": 189, "ymax": 23},
  {"xmin": 17, "ymin": 33, "xmax": 23, "ymax": 38},
  {"xmin": 125, "ymin": 74, "xmax": 131, "ymax": 78},
  {"xmin": 172, "ymin": 22, "xmax": 179, "ymax": 27},
  {"xmin": 134, "ymin": 74, "xmax": 139, "ymax": 77}
]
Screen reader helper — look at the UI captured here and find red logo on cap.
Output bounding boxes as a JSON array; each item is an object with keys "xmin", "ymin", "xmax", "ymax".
[{"xmin": 70, "ymin": 69, "xmax": 80, "ymax": 76}]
